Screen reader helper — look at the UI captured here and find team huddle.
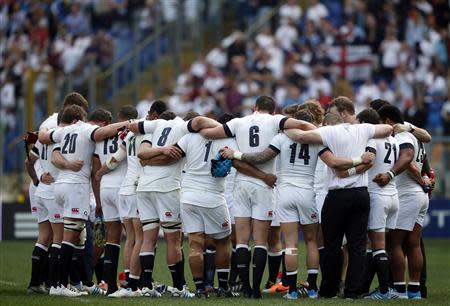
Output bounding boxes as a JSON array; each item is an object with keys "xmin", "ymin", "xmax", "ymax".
[{"xmin": 24, "ymin": 92, "xmax": 434, "ymax": 300}]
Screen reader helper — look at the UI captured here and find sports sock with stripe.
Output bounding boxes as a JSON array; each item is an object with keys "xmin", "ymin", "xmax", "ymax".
[
  {"xmin": 217, "ymin": 268, "xmax": 230, "ymax": 290},
  {"xmin": 307, "ymin": 269, "xmax": 319, "ymax": 290},
  {"xmin": 267, "ymin": 251, "xmax": 282, "ymax": 283},
  {"xmin": 203, "ymin": 247, "xmax": 216, "ymax": 287},
  {"xmin": 235, "ymin": 245, "xmax": 251, "ymax": 291},
  {"xmin": 103, "ymin": 243, "xmax": 120, "ymax": 294},
  {"xmin": 48, "ymin": 243, "xmax": 61, "ymax": 287},
  {"xmin": 286, "ymin": 270, "xmax": 297, "ymax": 294},
  {"xmin": 29, "ymin": 243, "xmax": 48, "ymax": 287},
  {"xmin": 252, "ymin": 246, "xmax": 267, "ymax": 293},
  {"xmin": 228, "ymin": 248, "xmax": 238, "ymax": 284},
  {"xmin": 139, "ymin": 252, "xmax": 154, "ymax": 289},
  {"xmin": 373, "ymin": 249, "xmax": 389, "ymax": 294},
  {"xmin": 59, "ymin": 241, "xmax": 75, "ymax": 287}
]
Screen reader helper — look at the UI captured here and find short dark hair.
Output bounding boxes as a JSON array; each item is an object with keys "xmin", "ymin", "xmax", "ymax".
[
  {"xmin": 159, "ymin": 111, "xmax": 176, "ymax": 121},
  {"xmin": 62, "ymin": 92, "xmax": 89, "ymax": 112},
  {"xmin": 370, "ymin": 99, "xmax": 390, "ymax": 112},
  {"xmin": 118, "ymin": 105, "xmax": 138, "ymax": 121},
  {"xmin": 322, "ymin": 113, "xmax": 344, "ymax": 126},
  {"xmin": 255, "ymin": 96, "xmax": 276, "ymax": 113},
  {"xmin": 294, "ymin": 110, "xmax": 314, "ymax": 123},
  {"xmin": 88, "ymin": 108, "xmax": 113, "ymax": 124},
  {"xmin": 183, "ymin": 111, "xmax": 200, "ymax": 121},
  {"xmin": 329, "ymin": 96, "xmax": 355, "ymax": 115},
  {"xmin": 356, "ymin": 108, "xmax": 380, "ymax": 124},
  {"xmin": 60, "ymin": 105, "xmax": 86, "ymax": 124},
  {"xmin": 149, "ymin": 100, "xmax": 167, "ymax": 116},
  {"xmin": 377, "ymin": 105, "xmax": 404, "ymax": 124},
  {"xmin": 217, "ymin": 113, "xmax": 234, "ymax": 124}
]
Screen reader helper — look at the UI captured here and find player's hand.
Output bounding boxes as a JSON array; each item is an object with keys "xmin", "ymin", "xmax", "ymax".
[
  {"xmin": 95, "ymin": 205, "xmax": 103, "ymax": 218},
  {"xmin": 373, "ymin": 172, "xmax": 390, "ymax": 187},
  {"xmin": 361, "ymin": 152, "xmax": 375, "ymax": 164},
  {"xmin": 220, "ymin": 147, "xmax": 235, "ymax": 159},
  {"xmin": 32, "ymin": 178, "xmax": 39, "ymax": 186},
  {"xmin": 128, "ymin": 121, "xmax": 140, "ymax": 133},
  {"xmin": 67, "ymin": 160, "xmax": 84, "ymax": 172},
  {"xmin": 262, "ymin": 173, "xmax": 277, "ymax": 188},
  {"xmin": 162, "ymin": 145, "xmax": 182, "ymax": 160},
  {"xmin": 393, "ymin": 123, "xmax": 408, "ymax": 135},
  {"xmin": 40, "ymin": 172, "xmax": 55, "ymax": 185},
  {"xmin": 139, "ymin": 158, "xmax": 150, "ymax": 166}
]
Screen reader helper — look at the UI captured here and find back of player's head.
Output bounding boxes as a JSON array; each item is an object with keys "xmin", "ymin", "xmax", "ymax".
[
  {"xmin": 255, "ymin": 95, "xmax": 276, "ymax": 114},
  {"xmin": 377, "ymin": 105, "xmax": 404, "ymax": 124},
  {"xmin": 322, "ymin": 113, "xmax": 344, "ymax": 126},
  {"xmin": 60, "ymin": 105, "xmax": 86, "ymax": 124},
  {"xmin": 328, "ymin": 96, "xmax": 355, "ymax": 115},
  {"xmin": 370, "ymin": 99, "xmax": 390, "ymax": 112},
  {"xmin": 118, "ymin": 105, "xmax": 138, "ymax": 121},
  {"xmin": 159, "ymin": 111, "xmax": 176, "ymax": 121},
  {"xmin": 298, "ymin": 100, "xmax": 324, "ymax": 124},
  {"xmin": 62, "ymin": 92, "xmax": 89, "ymax": 112},
  {"xmin": 217, "ymin": 113, "xmax": 235, "ymax": 124},
  {"xmin": 88, "ymin": 108, "xmax": 113, "ymax": 125},
  {"xmin": 183, "ymin": 111, "xmax": 200, "ymax": 121},
  {"xmin": 282, "ymin": 104, "xmax": 299, "ymax": 117},
  {"xmin": 149, "ymin": 100, "xmax": 167, "ymax": 116},
  {"xmin": 356, "ymin": 108, "xmax": 380, "ymax": 124},
  {"xmin": 294, "ymin": 110, "xmax": 314, "ymax": 123}
]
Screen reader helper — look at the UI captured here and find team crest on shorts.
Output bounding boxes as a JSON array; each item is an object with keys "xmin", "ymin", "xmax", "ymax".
[
  {"xmin": 165, "ymin": 211, "xmax": 172, "ymax": 217},
  {"xmin": 267, "ymin": 210, "xmax": 273, "ymax": 217},
  {"xmin": 222, "ymin": 221, "xmax": 229, "ymax": 228},
  {"xmin": 31, "ymin": 206, "xmax": 37, "ymax": 212},
  {"xmin": 311, "ymin": 213, "xmax": 317, "ymax": 220},
  {"xmin": 72, "ymin": 208, "xmax": 79, "ymax": 214},
  {"xmin": 54, "ymin": 214, "xmax": 61, "ymax": 219}
]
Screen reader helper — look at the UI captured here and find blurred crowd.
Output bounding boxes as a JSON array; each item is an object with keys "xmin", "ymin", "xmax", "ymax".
[{"xmin": 163, "ymin": 0, "xmax": 450, "ymax": 136}]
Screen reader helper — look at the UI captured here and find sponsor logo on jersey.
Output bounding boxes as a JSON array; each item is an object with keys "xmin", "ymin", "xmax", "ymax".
[
  {"xmin": 31, "ymin": 206, "xmax": 37, "ymax": 212},
  {"xmin": 165, "ymin": 211, "xmax": 172, "ymax": 217},
  {"xmin": 72, "ymin": 208, "xmax": 79, "ymax": 214}
]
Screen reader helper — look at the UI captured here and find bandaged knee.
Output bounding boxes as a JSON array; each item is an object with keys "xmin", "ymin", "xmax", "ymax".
[
  {"xmin": 161, "ymin": 221, "xmax": 182, "ymax": 233},
  {"xmin": 285, "ymin": 248, "xmax": 298, "ymax": 256},
  {"xmin": 142, "ymin": 219, "xmax": 159, "ymax": 231},
  {"xmin": 78, "ymin": 228, "xmax": 87, "ymax": 246}
]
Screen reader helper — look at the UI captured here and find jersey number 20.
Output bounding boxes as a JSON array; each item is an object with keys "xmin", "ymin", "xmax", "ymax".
[{"xmin": 61, "ymin": 133, "xmax": 78, "ymax": 154}]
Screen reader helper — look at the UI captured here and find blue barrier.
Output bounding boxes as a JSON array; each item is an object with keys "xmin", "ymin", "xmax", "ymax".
[{"xmin": 422, "ymin": 199, "xmax": 450, "ymax": 238}]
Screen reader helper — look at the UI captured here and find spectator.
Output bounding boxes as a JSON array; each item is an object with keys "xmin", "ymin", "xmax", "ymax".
[
  {"xmin": 380, "ymin": 29, "xmax": 401, "ymax": 82},
  {"xmin": 279, "ymin": 0, "xmax": 302, "ymax": 25},
  {"xmin": 306, "ymin": 0, "xmax": 329, "ymax": 26},
  {"xmin": 64, "ymin": 3, "xmax": 89, "ymax": 36},
  {"xmin": 136, "ymin": 91, "xmax": 155, "ymax": 119},
  {"xmin": 356, "ymin": 78, "xmax": 380, "ymax": 112}
]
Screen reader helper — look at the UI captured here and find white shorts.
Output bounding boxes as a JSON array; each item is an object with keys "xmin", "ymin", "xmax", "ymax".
[
  {"xmin": 368, "ymin": 193, "xmax": 399, "ymax": 231},
  {"xmin": 181, "ymin": 203, "xmax": 231, "ymax": 239},
  {"xmin": 30, "ymin": 184, "xmax": 48, "ymax": 223},
  {"xmin": 276, "ymin": 186, "xmax": 318, "ymax": 225},
  {"xmin": 137, "ymin": 190, "xmax": 181, "ymax": 223},
  {"xmin": 396, "ymin": 192, "xmax": 429, "ymax": 231},
  {"xmin": 225, "ymin": 192, "xmax": 235, "ymax": 225},
  {"xmin": 36, "ymin": 196, "xmax": 63, "ymax": 224},
  {"xmin": 55, "ymin": 183, "xmax": 91, "ymax": 220},
  {"xmin": 101, "ymin": 187, "xmax": 120, "ymax": 222},
  {"xmin": 315, "ymin": 192, "xmax": 326, "ymax": 223},
  {"xmin": 233, "ymin": 181, "xmax": 275, "ymax": 221},
  {"xmin": 119, "ymin": 194, "xmax": 139, "ymax": 220}
]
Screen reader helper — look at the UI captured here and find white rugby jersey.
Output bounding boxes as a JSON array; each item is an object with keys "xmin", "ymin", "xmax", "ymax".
[
  {"xmin": 366, "ymin": 136, "xmax": 399, "ymax": 195},
  {"xmin": 177, "ymin": 133, "xmax": 237, "ymax": 207},
  {"xmin": 94, "ymin": 134, "xmax": 127, "ymax": 188},
  {"xmin": 39, "ymin": 113, "xmax": 58, "ymax": 130},
  {"xmin": 136, "ymin": 117, "xmax": 190, "ymax": 192},
  {"xmin": 50, "ymin": 121, "xmax": 98, "ymax": 184},
  {"xmin": 31, "ymin": 140, "xmax": 60, "ymax": 199},
  {"xmin": 318, "ymin": 123, "xmax": 375, "ymax": 190},
  {"xmin": 313, "ymin": 159, "xmax": 327, "ymax": 195},
  {"xmin": 224, "ymin": 112, "xmax": 287, "ymax": 186},
  {"xmin": 119, "ymin": 132, "xmax": 144, "ymax": 195},
  {"xmin": 269, "ymin": 133, "xmax": 324, "ymax": 189},
  {"xmin": 394, "ymin": 131, "xmax": 425, "ymax": 193}
]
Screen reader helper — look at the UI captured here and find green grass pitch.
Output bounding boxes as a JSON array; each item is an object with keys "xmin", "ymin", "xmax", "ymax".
[{"xmin": 0, "ymin": 239, "xmax": 449, "ymax": 305}]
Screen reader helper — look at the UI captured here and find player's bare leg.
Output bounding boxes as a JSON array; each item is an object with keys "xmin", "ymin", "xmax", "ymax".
[
  {"xmin": 405, "ymin": 223, "xmax": 423, "ymax": 297},
  {"xmin": 163, "ymin": 226, "xmax": 186, "ymax": 295},
  {"xmin": 188, "ymin": 232, "xmax": 206, "ymax": 295},
  {"xmin": 29, "ymin": 221, "xmax": 52, "ymax": 293},
  {"xmin": 234, "ymin": 217, "xmax": 252, "ymax": 296},
  {"xmin": 388, "ymin": 229, "xmax": 408, "ymax": 297},
  {"xmin": 300, "ymin": 223, "xmax": 319, "ymax": 297},
  {"xmin": 122, "ymin": 219, "xmax": 135, "ymax": 286},
  {"xmin": 251, "ymin": 219, "xmax": 270, "ymax": 298},
  {"xmin": 204, "ymin": 235, "xmax": 216, "ymax": 291},
  {"xmin": 120, "ymin": 218, "xmax": 142, "ymax": 293},
  {"xmin": 103, "ymin": 220, "xmax": 122, "ymax": 294},
  {"xmin": 280, "ymin": 222, "xmax": 299, "ymax": 297},
  {"xmin": 264, "ymin": 226, "xmax": 284, "ymax": 293},
  {"xmin": 367, "ymin": 230, "xmax": 390, "ymax": 297}
]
